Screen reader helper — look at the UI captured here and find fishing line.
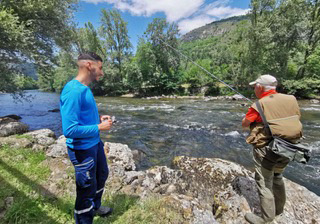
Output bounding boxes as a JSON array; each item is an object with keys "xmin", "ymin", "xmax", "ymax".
[{"xmin": 156, "ymin": 37, "xmax": 253, "ymax": 103}]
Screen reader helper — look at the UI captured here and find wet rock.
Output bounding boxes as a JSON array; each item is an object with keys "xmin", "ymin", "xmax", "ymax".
[
  {"xmin": 232, "ymin": 94, "xmax": 245, "ymax": 100},
  {"xmin": 241, "ymin": 103, "xmax": 249, "ymax": 107},
  {"xmin": 232, "ymin": 176, "xmax": 261, "ymax": 214},
  {"xmin": 131, "ymin": 149, "xmax": 147, "ymax": 164},
  {"xmin": 25, "ymin": 129, "xmax": 56, "ymax": 146},
  {"xmin": 46, "ymin": 135, "xmax": 67, "ymax": 158},
  {"xmin": 0, "ymin": 136, "xmax": 33, "ymax": 148},
  {"xmin": 0, "ymin": 114, "xmax": 22, "ymax": 120},
  {"xmin": 310, "ymin": 99, "xmax": 319, "ymax": 104},
  {"xmin": 0, "ymin": 117, "xmax": 29, "ymax": 137},
  {"xmin": 48, "ymin": 108, "xmax": 60, "ymax": 112},
  {"xmin": 224, "ymin": 131, "xmax": 241, "ymax": 137}
]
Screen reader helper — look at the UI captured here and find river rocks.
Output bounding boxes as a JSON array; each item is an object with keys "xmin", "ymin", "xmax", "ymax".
[
  {"xmin": 0, "ymin": 117, "xmax": 29, "ymax": 137},
  {"xmin": 46, "ymin": 135, "xmax": 67, "ymax": 158},
  {"xmin": 104, "ymin": 145, "xmax": 320, "ymax": 224},
  {"xmin": 162, "ymin": 194, "xmax": 218, "ymax": 224},
  {"xmin": 232, "ymin": 94, "xmax": 245, "ymax": 100},
  {"xmin": 143, "ymin": 95, "xmax": 250, "ymax": 101},
  {"xmin": 24, "ymin": 129, "xmax": 56, "ymax": 146},
  {"xmin": 3, "ymin": 128, "xmax": 318, "ymax": 224},
  {"xmin": 310, "ymin": 99, "xmax": 320, "ymax": 104},
  {"xmin": 0, "ymin": 114, "xmax": 22, "ymax": 120},
  {"xmin": 0, "ymin": 128, "xmax": 56, "ymax": 150},
  {"xmin": 48, "ymin": 108, "xmax": 60, "ymax": 112},
  {"xmin": 172, "ymin": 156, "xmax": 251, "ymax": 205},
  {"xmin": 105, "ymin": 142, "xmax": 136, "ymax": 171}
]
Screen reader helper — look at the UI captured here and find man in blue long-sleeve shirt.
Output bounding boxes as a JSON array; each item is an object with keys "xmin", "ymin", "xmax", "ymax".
[{"xmin": 60, "ymin": 52, "xmax": 112, "ymax": 224}]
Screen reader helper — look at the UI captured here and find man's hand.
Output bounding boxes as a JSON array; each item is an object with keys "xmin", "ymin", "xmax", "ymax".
[
  {"xmin": 98, "ymin": 117, "xmax": 112, "ymax": 131},
  {"xmin": 242, "ymin": 117, "xmax": 251, "ymax": 129},
  {"xmin": 100, "ymin": 115, "xmax": 111, "ymax": 123}
]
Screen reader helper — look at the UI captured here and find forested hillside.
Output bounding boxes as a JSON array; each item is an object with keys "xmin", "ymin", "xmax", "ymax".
[
  {"xmin": 181, "ymin": 15, "xmax": 248, "ymax": 42},
  {"xmin": 1, "ymin": 0, "xmax": 319, "ymax": 98}
]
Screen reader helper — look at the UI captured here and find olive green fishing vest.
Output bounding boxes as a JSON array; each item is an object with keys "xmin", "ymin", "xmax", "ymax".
[{"xmin": 246, "ymin": 93, "xmax": 302, "ymax": 148}]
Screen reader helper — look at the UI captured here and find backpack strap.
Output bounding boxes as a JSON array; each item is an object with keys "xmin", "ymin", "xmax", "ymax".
[{"xmin": 255, "ymin": 101, "xmax": 273, "ymax": 137}]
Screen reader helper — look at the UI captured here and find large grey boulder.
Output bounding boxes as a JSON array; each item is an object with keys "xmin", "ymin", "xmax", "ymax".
[
  {"xmin": 0, "ymin": 117, "xmax": 29, "ymax": 137},
  {"xmin": 46, "ymin": 135, "xmax": 68, "ymax": 158},
  {"xmin": 105, "ymin": 142, "xmax": 136, "ymax": 171},
  {"xmin": 24, "ymin": 129, "xmax": 56, "ymax": 146}
]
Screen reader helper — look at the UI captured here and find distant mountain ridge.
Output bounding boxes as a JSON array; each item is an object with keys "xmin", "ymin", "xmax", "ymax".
[{"xmin": 181, "ymin": 15, "xmax": 249, "ymax": 42}]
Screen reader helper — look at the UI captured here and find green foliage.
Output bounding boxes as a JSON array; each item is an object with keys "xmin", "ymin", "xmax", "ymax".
[
  {"xmin": 0, "ymin": 0, "xmax": 78, "ymax": 93},
  {"xmin": 306, "ymin": 46, "xmax": 320, "ymax": 78},
  {"xmin": 9, "ymin": 0, "xmax": 320, "ymax": 98},
  {"xmin": 283, "ymin": 78, "xmax": 320, "ymax": 98},
  {"xmin": 13, "ymin": 75, "xmax": 37, "ymax": 90},
  {"xmin": 127, "ymin": 18, "xmax": 181, "ymax": 95}
]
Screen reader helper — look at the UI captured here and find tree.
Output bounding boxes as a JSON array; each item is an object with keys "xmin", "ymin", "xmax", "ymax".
[
  {"xmin": 99, "ymin": 9, "xmax": 132, "ymax": 77},
  {"xmin": 297, "ymin": 0, "xmax": 320, "ymax": 78},
  {"xmin": 96, "ymin": 9, "xmax": 133, "ymax": 95},
  {"xmin": 135, "ymin": 18, "xmax": 180, "ymax": 94},
  {"xmin": 0, "ymin": 0, "xmax": 78, "ymax": 93}
]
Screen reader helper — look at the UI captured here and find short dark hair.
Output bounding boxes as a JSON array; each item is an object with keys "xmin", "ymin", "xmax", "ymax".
[{"xmin": 78, "ymin": 52, "xmax": 103, "ymax": 62}]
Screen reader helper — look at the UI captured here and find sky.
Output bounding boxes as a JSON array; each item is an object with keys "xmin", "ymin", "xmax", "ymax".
[{"xmin": 75, "ymin": 0, "xmax": 251, "ymax": 50}]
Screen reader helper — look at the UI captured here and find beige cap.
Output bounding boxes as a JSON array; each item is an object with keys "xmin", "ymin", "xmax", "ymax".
[{"xmin": 249, "ymin": 74, "xmax": 277, "ymax": 86}]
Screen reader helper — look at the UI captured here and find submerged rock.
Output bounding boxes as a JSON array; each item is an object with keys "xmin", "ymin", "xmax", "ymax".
[
  {"xmin": 48, "ymin": 108, "xmax": 60, "ymax": 112},
  {"xmin": 0, "ymin": 117, "xmax": 29, "ymax": 137}
]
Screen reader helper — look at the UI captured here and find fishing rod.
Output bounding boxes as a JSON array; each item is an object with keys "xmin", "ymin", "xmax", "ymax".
[{"xmin": 156, "ymin": 36, "xmax": 253, "ymax": 103}]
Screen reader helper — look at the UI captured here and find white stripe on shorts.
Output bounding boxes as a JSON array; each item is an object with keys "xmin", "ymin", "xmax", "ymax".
[
  {"xmin": 96, "ymin": 188, "xmax": 104, "ymax": 194},
  {"xmin": 74, "ymin": 205, "xmax": 93, "ymax": 215}
]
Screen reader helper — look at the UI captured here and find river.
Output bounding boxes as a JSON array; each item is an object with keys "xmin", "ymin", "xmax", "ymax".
[{"xmin": 1, "ymin": 90, "xmax": 319, "ymax": 195}]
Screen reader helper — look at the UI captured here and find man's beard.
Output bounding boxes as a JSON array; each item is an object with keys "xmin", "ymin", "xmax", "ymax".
[{"xmin": 89, "ymin": 68, "xmax": 99, "ymax": 82}]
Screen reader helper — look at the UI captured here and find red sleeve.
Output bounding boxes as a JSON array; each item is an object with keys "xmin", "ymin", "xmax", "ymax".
[{"xmin": 245, "ymin": 107, "xmax": 262, "ymax": 123}]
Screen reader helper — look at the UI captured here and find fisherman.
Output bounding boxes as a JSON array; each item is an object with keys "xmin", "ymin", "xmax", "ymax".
[
  {"xmin": 242, "ymin": 74, "xmax": 302, "ymax": 224},
  {"xmin": 60, "ymin": 52, "xmax": 113, "ymax": 224}
]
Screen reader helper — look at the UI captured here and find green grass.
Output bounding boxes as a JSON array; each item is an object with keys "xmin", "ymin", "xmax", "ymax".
[
  {"xmin": 0, "ymin": 145, "xmax": 183, "ymax": 224},
  {"xmin": 13, "ymin": 134, "xmax": 34, "ymax": 141},
  {"xmin": 95, "ymin": 195, "xmax": 183, "ymax": 224},
  {"xmin": 0, "ymin": 145, "xmax": 74, "ymax": 224}
]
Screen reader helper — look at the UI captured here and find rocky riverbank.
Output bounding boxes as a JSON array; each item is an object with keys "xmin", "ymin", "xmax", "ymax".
[{"xmin": 0, "ymin": 116, "xmax": 319, "ymax": 223}]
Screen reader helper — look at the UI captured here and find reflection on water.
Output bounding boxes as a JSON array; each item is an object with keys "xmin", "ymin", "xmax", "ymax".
[{"xmin": 1, "ymin": 90, "xmax": 319, "ymax": 195}]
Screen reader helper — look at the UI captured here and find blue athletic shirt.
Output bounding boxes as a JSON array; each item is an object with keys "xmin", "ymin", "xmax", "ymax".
[{"xmin": 60, "ymin": 79, "xmax": 100, "ymax": 149}]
